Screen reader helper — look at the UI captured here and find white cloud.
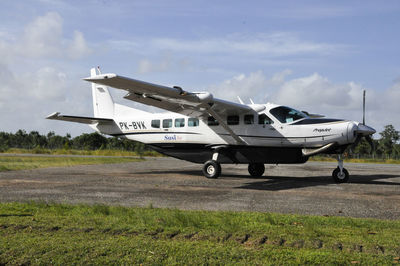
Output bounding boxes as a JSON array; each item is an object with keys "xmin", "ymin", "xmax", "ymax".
[
  {"xmin": 68, "ymin": 30, "xmax": 91, "ymax": 59},
  {"xmin": 0, "ymin": 65, "xmax": 66, "ymax": 109},
  {"xmin": 209, "ymin": 70, "xmax": 399, "ymax": 133},
  {"xmin": 147, "ymin": 33, "xmax": 344, "ymax": 57},
  {"xmin": 29, "ymin": 67, "xmax": 67, "ymax": 100},
  {"xmin": 0, "ymin": 12, "xmax": 91, "ymax": 60},
  {"xmin": 138, "ymin": 56, "xmax": 171, "ymax": 74},
  {"xmin": 0, "ymin": 64, "xmax": 19, "ymax": 108},
  {"xmin": 208, "ymin": 69, "xmax": 292, "ymax": 102},
  {"xmin": 274, "ymin": 73, "xmax": 356, "ymax": 108},
  {"xmin": 209, "ymin": 71, "xmax": 270, "ymax": 101},
  {"xmin": 137, "ymin": 53, "xmax": 191, "ymax": 74},
  {"xmin": 382, "ymin": 81, "xmax": 400, "ymax": 112},
  {"xmin": 20, "ymin": 12, "xmax": 64, "ymax": 58},
  {"xmin": 107, "ymin": 33, "xmax": 346, "ymax": 71},
  {"xmin": 0, "ymin": 12, "xmax": 94, "ymax": 135},
  {"xmin": 0, "ymin": 64, "xmax": 92, "ymax": 135}
]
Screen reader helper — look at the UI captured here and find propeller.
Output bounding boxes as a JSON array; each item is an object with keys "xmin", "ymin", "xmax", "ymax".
[
  {"xmin": 363, "ymin": 89, "xmax": 365, "ymax": 125},
  {"xmin": 351, "ymin": 90, "xmax": 375, "ymax": 153}
]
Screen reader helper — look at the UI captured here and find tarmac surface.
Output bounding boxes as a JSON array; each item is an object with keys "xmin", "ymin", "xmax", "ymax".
[{"xmin": 0, "ymin": 157, "xmax": 399, "ymax": 219}]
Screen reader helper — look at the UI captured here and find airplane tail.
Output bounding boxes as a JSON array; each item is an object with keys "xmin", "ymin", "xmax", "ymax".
[
  {"xmin": 91, "ymin": 67, "xmax": 114, "ymax": 118},
  {"xmin": 90, "ymin": 67, "xmax": 150, "ymax": 119}
]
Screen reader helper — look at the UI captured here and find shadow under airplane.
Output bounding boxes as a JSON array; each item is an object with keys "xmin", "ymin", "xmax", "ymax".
[{"xmin": 132, "ymin": 169, "xmax": 400, "ymax": 191}]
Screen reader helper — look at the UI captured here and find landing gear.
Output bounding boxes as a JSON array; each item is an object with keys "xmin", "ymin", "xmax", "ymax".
[
  {"xmin": 332, "ymin": 155, "xmax": 349, "ymax": 183},
  {"xmin": 203, "ymin": 160, "xmax": 221, "ymax": 179},
  {"xmin": 248, "ymin": 163, "xmax": 265, "ymax": 177}
]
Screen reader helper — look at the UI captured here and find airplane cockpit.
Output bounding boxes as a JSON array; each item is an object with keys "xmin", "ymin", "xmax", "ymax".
[{"xmin": 268, "ymin": 106, "xmax": 308, "ymax": 124}]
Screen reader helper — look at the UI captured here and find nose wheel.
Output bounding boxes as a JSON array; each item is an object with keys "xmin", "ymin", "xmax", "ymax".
[{"xmin": 332, "ymin": 155, "xmax": 349, "ymax": 183}]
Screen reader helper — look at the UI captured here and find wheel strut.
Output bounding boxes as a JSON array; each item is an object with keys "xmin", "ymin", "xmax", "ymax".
[{"xmin": 332, "ymin": 154, "xmax": 349, "ymax": 183}]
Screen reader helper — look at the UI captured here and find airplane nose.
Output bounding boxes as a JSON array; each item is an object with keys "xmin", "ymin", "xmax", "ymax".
[
  {"xmin": 347, "ymin": 122, "xmax": 358, "ymax": 142},
  {"xmin": 355, "ymin": 124, "xmax": 376, "ymax": 136}
]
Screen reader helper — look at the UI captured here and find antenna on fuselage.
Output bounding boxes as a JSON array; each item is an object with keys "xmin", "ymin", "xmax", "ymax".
[
  {"xmin": 97, "ymin": 66, "xmax": 102, "ymax": 75},
  {"xmin": 249, "ymin": 98, "xmax": 255, "ymax": 104},
  {"xmin": 237, "ymin": 96, "xmax": 244, "ymax": 104}
]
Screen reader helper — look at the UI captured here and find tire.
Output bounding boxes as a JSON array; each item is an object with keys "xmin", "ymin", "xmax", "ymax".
[
  {"xmin": 203, "ymin": 160, "xmax": 221, "ymax": 179},
  {"xmin": 332, "ymin": 167, "xmax": 349, "ymax": 183},
  {"xmin": 248, "ymin": 163, "xmax": 265, "ymax": 177}
]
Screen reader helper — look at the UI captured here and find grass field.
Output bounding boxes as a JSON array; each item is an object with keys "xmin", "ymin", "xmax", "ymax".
[
  {"xmin": 0, "ymin": 155, "xmax": 142, "ymax": 172},
  {"xmin": 0, "ymin": 202, "xmax": 399, "ymax": 264},
  {"xmin": 2, "ymin": 148, "xmax": 400, "ymax": 164},
  {"xmin": 309, "ymin": 156, "xmax": 400, "ymax": 164},
  {"xmin": 2, "ymin": 148, "xmax": 162, "ymax": 157}
]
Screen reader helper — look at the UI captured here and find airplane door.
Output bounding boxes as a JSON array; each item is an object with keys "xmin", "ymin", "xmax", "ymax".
[
  {"xmin": 257, "ymin": 114, "xmax": 282, "ymax": 146},
  {"xmin": 278, "ymin": 124, "xmax": 306, "ymax": 147}
]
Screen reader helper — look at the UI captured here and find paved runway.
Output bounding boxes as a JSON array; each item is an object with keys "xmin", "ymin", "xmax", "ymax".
[{"xmin": 0, "ymin": 157, "xmax": 399, "ymax": 219}]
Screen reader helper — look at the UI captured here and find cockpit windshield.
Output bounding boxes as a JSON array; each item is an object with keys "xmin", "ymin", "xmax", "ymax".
[{"xmin": 269, "ymin": 106, "xmax": 307, "ymax": 123}]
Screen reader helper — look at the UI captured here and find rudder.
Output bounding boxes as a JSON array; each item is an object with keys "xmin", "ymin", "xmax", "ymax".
[{"xmin": 91, "ymin": 67, "xmax": 114, "ymax": 118}]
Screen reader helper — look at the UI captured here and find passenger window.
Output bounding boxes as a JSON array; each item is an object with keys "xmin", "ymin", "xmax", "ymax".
[
  {"xmin": 244, "ymin": 114, "xmax": 254, "ymax": 125},
  {"xmin": 151, "ymin": 119, "xmax": 160, "ymax": 128},
  {"xmin": 162, "ymin": 119, "xmax": 172, "ymax": 128},
  {"xmin": 258, "ymin": 114, "xmax": 274, "ymax": 125},
  {"xmin": 188, "ymin": 118, "xmax": 199, "ymax": 127},
  {"xmin": 227, "ymin": 115, "xmax": 239, "ymax": 125},
  {"xmin": 175, "ymin": 118, "xmax": 185, "ymax": 127},
  {"xmin": 207, "ymin": 116, "xmax": 219, "ymax": 126}
]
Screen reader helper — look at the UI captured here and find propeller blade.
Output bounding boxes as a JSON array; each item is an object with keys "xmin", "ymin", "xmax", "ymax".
[
  {"xmin": 350, "ymin": 134, "xmax": 362, "ymax": 151},
  {"xmin": 363, "ymin": 90, "xmax": 366, "ymax": 125},
  {"xmin": 365, "ymin": 135, "xmax": 375, "ymax": 151}
]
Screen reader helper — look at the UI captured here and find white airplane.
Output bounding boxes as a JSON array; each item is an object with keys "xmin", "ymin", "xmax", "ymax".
[{"xmin": 47, "ymin": 67, "xmax": 376, "ymax": 183}]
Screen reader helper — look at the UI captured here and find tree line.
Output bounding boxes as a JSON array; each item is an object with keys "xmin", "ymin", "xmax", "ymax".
[
  {"xmin": 0, "ymin": 130, "xmax": 146, "ymax": 153},
  {"xmin": 0, "ymin": 124, "xmax": 399, "ymax": 159}
]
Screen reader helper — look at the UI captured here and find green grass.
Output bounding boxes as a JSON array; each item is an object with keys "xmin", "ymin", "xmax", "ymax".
[
  {"xmin": 309, "ymin": 156, "xmax": 400, "ymax": 164},
  {"xmin": 1, "ymin": 147, "xmax": 162, "ymax": 157},
  {"xmin": 0, "ymin": 155, "xmax": 143, "ymax": 172},
  {"xmin": 0, "ymin": 202, "xmax": 399, "ymax": 264}
]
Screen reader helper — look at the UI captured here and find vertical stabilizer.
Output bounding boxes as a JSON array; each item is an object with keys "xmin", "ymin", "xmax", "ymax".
[{"xmin": 91, "ymin": 67, "xmax": 114, "ymax": 118}]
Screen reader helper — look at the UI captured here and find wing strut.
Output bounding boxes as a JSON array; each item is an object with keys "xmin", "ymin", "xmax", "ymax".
[{"xmin": 206, "ymin": 107, "xmax": 247, "ymax": 145}]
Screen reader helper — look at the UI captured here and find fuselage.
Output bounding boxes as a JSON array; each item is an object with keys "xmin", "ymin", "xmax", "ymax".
[
  {"xmin": 48, "ymin": 67, "xmax": 376, "ymax": 180},
  {"xmin": 92, "ymin": 102, "xmax": 360, "ymax": 164}
]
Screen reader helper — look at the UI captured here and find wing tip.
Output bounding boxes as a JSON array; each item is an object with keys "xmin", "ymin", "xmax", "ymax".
[
  {"xmin": 46, "ymin": 112, "xmax": 60, "ymax": 120},
  {"xmin": 83, "ymin": 73, "xmax": 117, "ymax": 81}
]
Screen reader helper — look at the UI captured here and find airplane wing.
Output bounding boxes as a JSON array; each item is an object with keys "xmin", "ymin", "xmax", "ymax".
[
  {"xmin": 46, "ymin": 112, "xmax": 114, "ymax": 125},
  {"xmin": 84, "ymin": 74, "xmax": 252, "ymax": 117},
  {"xmin": 84, "ymin": 73, "xmax": 259, "ymax": 144}
]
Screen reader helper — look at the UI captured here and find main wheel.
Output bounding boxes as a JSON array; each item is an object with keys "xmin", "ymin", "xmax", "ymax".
[
  {"xmin": 248, "ymin": 163, "xmax": 265, "ymax": 177},
  {"xmin": 203, "ymin": 160, "xmax": 221, "ymax": 179},
  {"xmin": 332, "ymin": 167, "xmax": 349, "ymax": 183}
]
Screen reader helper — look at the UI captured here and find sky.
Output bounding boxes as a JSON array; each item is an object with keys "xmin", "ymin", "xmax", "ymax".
[{"xmin": 0, "ymin": 0, "xmax": 399, "ymax": 137}]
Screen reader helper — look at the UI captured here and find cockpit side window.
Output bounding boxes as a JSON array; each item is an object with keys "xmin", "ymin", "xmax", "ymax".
[
  {"xmin": 227, "ymin": 115, "xmax": 239, "ymax": 125},
  {"xmin": 207, "ymin": 116, "xmax": 219, "ymax": 126},
  {"xmin": 269, "ymin": 106, "xmax": 307, "ymax": 123},
  {"xmin": 258, "ymin": 114, "xmax": 274, "ymax": 125},
  {"xmin": 244, "ymin": 114, "xmax": 254, "ymax": 124}
]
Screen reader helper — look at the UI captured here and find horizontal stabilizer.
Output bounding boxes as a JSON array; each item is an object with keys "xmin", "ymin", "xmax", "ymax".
[{"xmin": 46, "ymin": 112, "xmax": 114, "ymax": 125}]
